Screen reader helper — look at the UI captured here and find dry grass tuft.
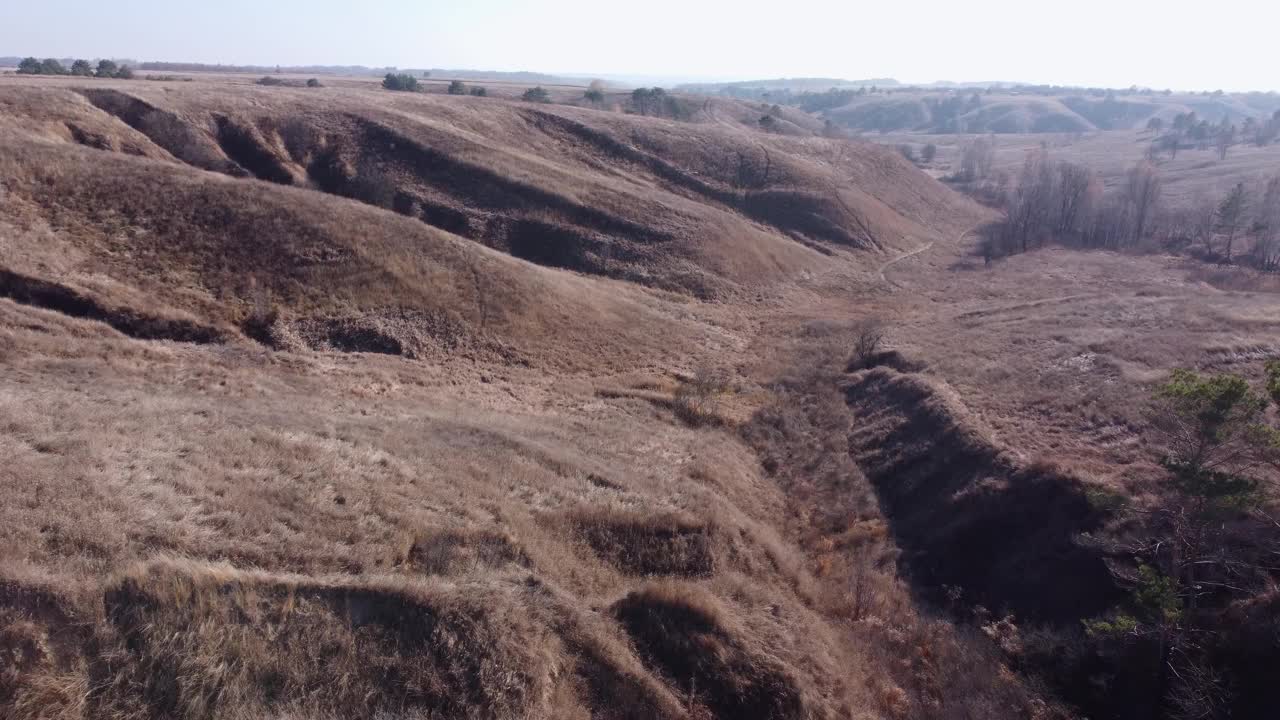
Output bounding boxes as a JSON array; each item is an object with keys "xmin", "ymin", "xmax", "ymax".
[
  {"xmin": 570, "ymin": 508, "xmax": 716, "ymax": 577},
  {"xmin": 92, "ymin": 559, "xmax": 560, "ymax": 720}
]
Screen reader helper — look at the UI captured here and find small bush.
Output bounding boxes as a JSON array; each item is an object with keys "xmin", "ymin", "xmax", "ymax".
[
  {"xmin": 447, "ymin": 80, "xmax": 467, "ymax": 95},
  {"xmin": 846, "ymin": 317, "xmax": 887, "ymax": 370},
  {"xmin": 673, "ymin": 365, "xmax": 731, "ymax": 426},
  {"xmin": 521, "ymin": 86, "xmax": 550, "ymax": 103},
  {"xmin": 306, "ymin": 78, "xmax": 322, "ymax": 88},
  {"xmin": 256, "ymin": 76, "xmax": 287, "ymax": 86},
  {"xmin": 382, "ymin": 73, "xmax": 419, "ymax": 92},
  {"xmin": 468, "ymin": 86, "xmax": 487, "ymax": 97}
]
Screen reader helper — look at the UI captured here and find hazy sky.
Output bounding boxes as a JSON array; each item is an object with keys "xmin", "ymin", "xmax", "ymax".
[{"xmin": 5, "ymin": 0, "xmax": 1277, "ymax": 91}]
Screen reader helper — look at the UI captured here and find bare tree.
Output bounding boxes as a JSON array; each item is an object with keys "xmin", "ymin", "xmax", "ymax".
[
  {"xmin": 1255, "ymin": 176, "xmax": 1280, "ymax": 270},
  {"xmin": 847, "ymin": 318, "xmax": 887, "ymax": 370},
  {"xmin": 1125, "ymin": 161, "xmax": 1162, "ymax": 244},
  {"xmin": 1055, "ymin": 161, "xmax": 1100, "ymax": 238},
  {"xmin": 958, "ymin": 136, "xmax": 995, "ymax": 182},
  {"xmin": 1006, "ymin": 148, "xmax": 1056, "ymax": 252},
  {"xmin": 1215, "ymin": 123, "xmax": 1237, "ymax": 161}
]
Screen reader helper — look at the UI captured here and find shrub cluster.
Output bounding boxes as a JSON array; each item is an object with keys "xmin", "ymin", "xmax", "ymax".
[{"xmin": 382, "ymin": 73, "xmax": 419, "ymax": 92}]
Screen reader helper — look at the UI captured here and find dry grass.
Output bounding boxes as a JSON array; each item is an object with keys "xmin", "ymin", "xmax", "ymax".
[{"xmin": 6, "ymin": 72, "xmax": 1277, "ymax": 720}]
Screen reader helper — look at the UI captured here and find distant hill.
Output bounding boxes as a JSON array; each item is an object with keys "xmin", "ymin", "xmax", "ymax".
[
  {"xmin": 795, "ymin": 88, "xmax": 1280, "ymax": 134},
  {"xmin": 677, "ymin": 77, "xmax": 899, "ymax": 93}
]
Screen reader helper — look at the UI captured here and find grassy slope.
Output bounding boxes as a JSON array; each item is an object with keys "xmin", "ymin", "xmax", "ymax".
[{"xmin": 0, "ymin": 76, "xmax": 1035, "ymax": 720}]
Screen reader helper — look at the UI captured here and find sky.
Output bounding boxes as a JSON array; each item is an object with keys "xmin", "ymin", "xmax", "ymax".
[{"xmin": 4, "ymin": 0, "xmax": 1278, "ymax": 92}]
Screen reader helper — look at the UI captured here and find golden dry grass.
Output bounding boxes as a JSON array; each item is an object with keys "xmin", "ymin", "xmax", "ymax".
[{"xmin": 3, "ymin": 72, "xmax": 1277, "ymax": 720}]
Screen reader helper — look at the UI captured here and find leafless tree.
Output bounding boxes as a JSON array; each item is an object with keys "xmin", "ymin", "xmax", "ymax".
[
  {"xmin": 1125, "ymin": 161, "xmax": 1163, "ymax": 244},
  {"xmin": 1006, "ymin": 148, "xmax": 1056, "ymax": 252},
  {"xmin": 1215, "ymin": 123, "xmax": 1237, "ymax": 161},
  {"xmin": 1254, "ymin": 176, "xmax": 1280, "ymax": 270},
  {"xmin": 1054, "ymin": 161, "xmax": 1100, "ymax": 238},
  {"xmin": 958, "ymin": 136, "xmax": 995, "ymax": 182},
  {"xmin": 848, "ymin": 317, "xmax": 887, "ymax": 370}
]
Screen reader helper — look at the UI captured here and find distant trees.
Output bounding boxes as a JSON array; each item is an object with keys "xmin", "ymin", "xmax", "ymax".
[
  {"xmin": 382, "ymin": 73, "xmax": 419, "ymax": 91},
  {"xmin": 584, "ymin": 79, "xmax": 606, "ymax": 106},
  {"xmin": 469, "ymin": 86, "xmax": 487, "ymax": 97},
  {"xmin": 17, "ymin": 57, "xmax": 67, "ymax": 75},
  {"xmin": 957, "ymin": 136, "xmax": 995, "ymax": 182},
  {"xmin": 897, "ymin": 144, "xmax": 917, "ymax": 162},
  {"xmin": 1257, "ymin": 111, "xmax": 1280, "ymax": 146},
  {"xmin": 521, "ymin": 86, "xmax": 550, "ymax": 103},
  {"xmin": 631, "ymin": 87, "xmax": 667, "ymax": 116},
  {"xmin": 15, "ymin": 57, "xmax": 132, "ymax": 78},
  {"xmin": 1215, "ymin": 121, "xmax": 1237, "ymax": 160},
  {"xmin": 979, "ymin": 156, "xmax": 1163, "ymax": 258},
  {"xmin": 447, "ymin": 80, "xmax": 468, "ymax": 95},
  {"xmin": 921, "ymin": 143, "xmax": 937, "ymax": 163}
]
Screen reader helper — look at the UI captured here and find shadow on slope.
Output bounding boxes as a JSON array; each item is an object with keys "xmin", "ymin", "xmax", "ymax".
[{"xmin": 842, "ymin": 366, "xmax": 1121, "ymax": 623}]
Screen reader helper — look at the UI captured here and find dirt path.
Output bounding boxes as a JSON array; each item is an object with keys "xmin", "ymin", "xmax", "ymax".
[
  {"xmin": 877, "ymin": 240, "xmax": 935, "ymax": 286},
  {"xmin": 878, "ymin": 226, "xmax": 980, "ymax": 286}
]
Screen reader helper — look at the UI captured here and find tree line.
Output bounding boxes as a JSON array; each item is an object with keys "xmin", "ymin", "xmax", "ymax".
[
  {"xmin": 16, "ymin": 57, "xmax": 133, "ymax": 79},
  {"xmin": 1146, "ymin": 110, "xmax": 1280, "ymax": 161},
  {"xmin": 969, "ymin": 144, "xmax": 1280, "ymax": 270}
]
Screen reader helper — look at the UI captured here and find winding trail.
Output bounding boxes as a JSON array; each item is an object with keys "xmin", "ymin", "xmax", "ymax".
[{"xmin": 877, "ymin": 241, "xmax": 935, "ymax": 286}]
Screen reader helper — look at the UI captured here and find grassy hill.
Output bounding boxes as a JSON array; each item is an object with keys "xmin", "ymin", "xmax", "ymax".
[{"xmin": 2, "ymin": 71, "xmax": 1278, "ymax": 720}]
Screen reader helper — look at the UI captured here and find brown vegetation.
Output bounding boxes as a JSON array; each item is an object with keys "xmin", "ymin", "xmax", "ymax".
[{"xmin": 2, "ymin": 70, "xmax": 1279, "ymax": 720}]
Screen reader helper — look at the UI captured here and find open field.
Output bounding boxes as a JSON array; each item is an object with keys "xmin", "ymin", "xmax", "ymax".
[{"xmin": 1, "ymin": 72, "xmax": 1278, "ymax": 720}]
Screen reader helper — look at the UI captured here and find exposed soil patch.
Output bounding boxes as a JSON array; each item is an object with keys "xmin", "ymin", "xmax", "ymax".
[
  {"xmin": 64, "ymin": 122, "xmax": 112, "ymax": 150},
  {"xmin": 78, "ymin": 89, "xmax": 242, "ymax": 175},
  {"xmin": 212, "ymin": 115, "xmax": 295, "ymax": 185},
  {"xmin": 572, "ymin": 510, "xmax": 715, "ymax": 577}
]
